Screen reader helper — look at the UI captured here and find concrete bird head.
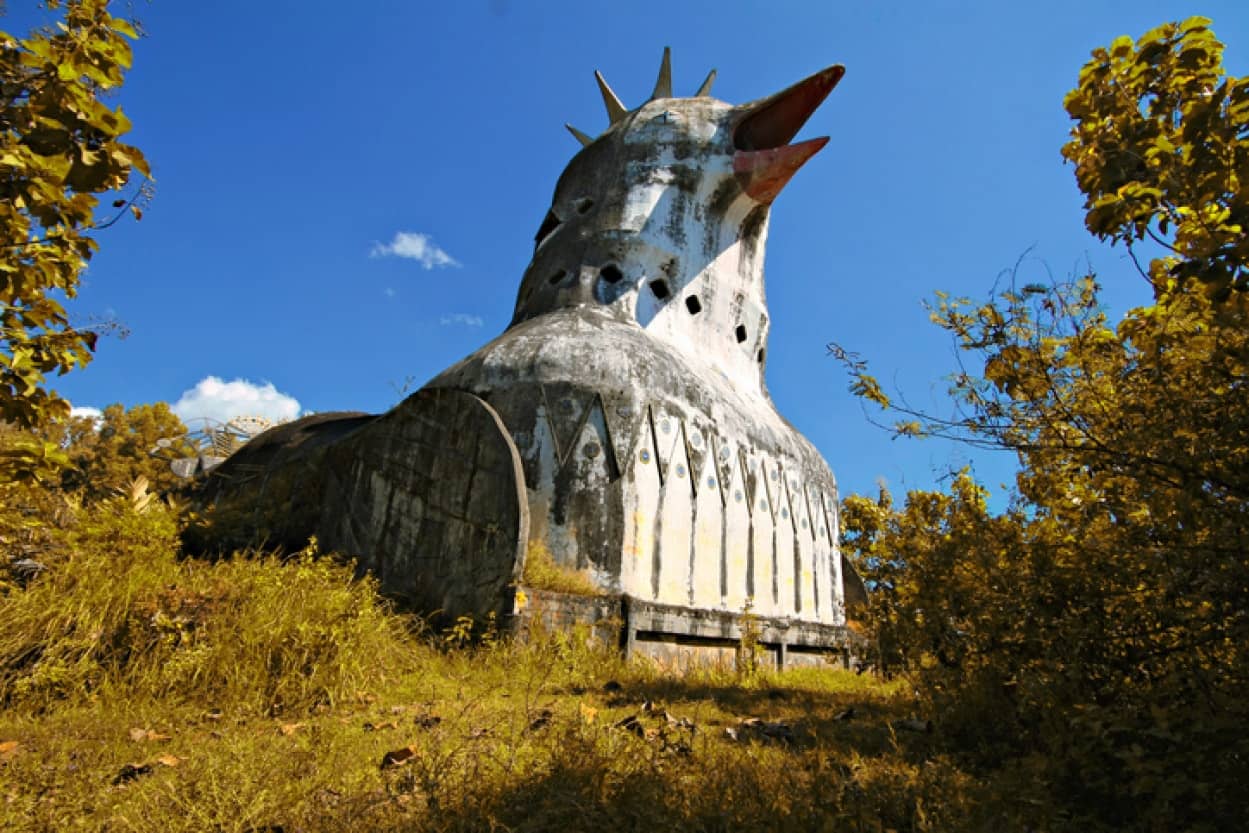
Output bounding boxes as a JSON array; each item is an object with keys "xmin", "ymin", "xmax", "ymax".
[{"xmin": 511, "ymin": 50, "xmax": 842, "ymax": 391}]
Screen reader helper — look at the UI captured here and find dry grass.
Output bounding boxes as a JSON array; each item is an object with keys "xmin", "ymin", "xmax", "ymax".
[
  {"xmin": 2, "ymin": 643, "xmax": 998, "ymax": 833},
  {"xmin": 521, "ymin": 541, "xmax": 601, "ymax": 596},
  {"xmin": 0, "ymin": 500, "xmax": 1041, "ymax": 832}
]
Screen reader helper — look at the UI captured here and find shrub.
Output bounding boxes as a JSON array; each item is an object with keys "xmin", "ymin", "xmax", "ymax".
[{"xmin": 0, "ymin": 496, "xmax": 414, "ymax": 715}]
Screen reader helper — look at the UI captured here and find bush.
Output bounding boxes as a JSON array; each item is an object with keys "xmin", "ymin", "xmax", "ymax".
[{"xmin": 0, "ymin": 497, "xmax": 414, "ymax": 715}]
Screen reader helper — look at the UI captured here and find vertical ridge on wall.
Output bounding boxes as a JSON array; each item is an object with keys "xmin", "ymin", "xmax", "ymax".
[
  {"xmin": 691, "ymin": 449, "xmax": 723, "ymax": 607},
  {"xmin": 656, "ymin": 422, "xmax": 695, "ymax": 606},
  {"xmin": 722, "ymin": 440, "xmax": 751, "ymax": 612},
  {"xmin": 621, "ymin": 412, "xmax": 661, "ymax": 599}
]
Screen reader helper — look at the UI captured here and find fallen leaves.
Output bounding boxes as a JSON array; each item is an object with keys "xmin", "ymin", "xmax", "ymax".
[
  {"xmin": 113, "ymin": 762, "xmax": 152, "ymax": 785},
  {"xmin": 891, "ymin": 718, "xmax": 933, "ymax": 734},
  {"xmin": 725, "ymin": 717, "xmax": 795, "ymax": 744},
  {"xmin": 113, "ymin": 752, "xmax": 184, "ymax": 784},
  {"xmin": 380, "ymin": 745, "xmax": 418, "ymax": 770},
  {"xmin": 614, "ymin": 714, "xmax": 645, "ymax": 738},
  {"xmin": 128, "ymin": 728, "xmax": 171, "ymax": 743},
  {"xmin": 610, "ymin": 705, "xmax": 696, "ymax": 754},
  {"xmin": 413, "ymin": 713, "xmax": 442, "ymax": 730}
]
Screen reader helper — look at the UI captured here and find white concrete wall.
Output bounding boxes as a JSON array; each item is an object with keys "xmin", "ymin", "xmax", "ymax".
[{"xmin": 612, "ymin": 408, "xmax": 844, "ymax": 627}]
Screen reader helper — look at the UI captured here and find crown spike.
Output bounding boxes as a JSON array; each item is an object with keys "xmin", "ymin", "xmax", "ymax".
[
  {"xmin": 594, "ymin": 70, "xmax": 628, "ymax": 124},
  {"xmin": 695, "ymin": 68, "xmax": 717, "ymax": 97},
  {"xmin": 565, "ymin": 123, "xmax": 594, "ymax": 147},
  {"xmin": 650, "ymin": 46, "xmax": 672, "ymax": 100}
]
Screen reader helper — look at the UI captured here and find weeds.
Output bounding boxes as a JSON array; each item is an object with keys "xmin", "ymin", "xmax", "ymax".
[
  {"xmin": 1, "ymin": 496, "xmax": 1036, "ymax": 832},
  {"xmin": 736, "ymin": 599, "xmax": 764, "ymax": 679},
  {"xmin": 0, "ymin": 500, "xmax": 414, "ymax": 715},
  {"xmin": 521, "ymin": 541, "xmax": 601, "ymax": 596}
]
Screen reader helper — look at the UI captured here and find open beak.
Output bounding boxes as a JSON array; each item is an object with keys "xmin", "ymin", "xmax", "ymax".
[{"xmin": 732, "ymin": 65, "xmax": 843, "ymax": 204}]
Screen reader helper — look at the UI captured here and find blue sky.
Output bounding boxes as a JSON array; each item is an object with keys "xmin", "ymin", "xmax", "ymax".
[{"xmin": 9, "ymin": 1, "xmax": 1248, "ymax": 504}]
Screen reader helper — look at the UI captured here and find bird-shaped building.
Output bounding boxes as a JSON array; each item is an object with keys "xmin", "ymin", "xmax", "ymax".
[{"xmin": 200, "ymin": 51, "xmax": 865, "ymax": 667}]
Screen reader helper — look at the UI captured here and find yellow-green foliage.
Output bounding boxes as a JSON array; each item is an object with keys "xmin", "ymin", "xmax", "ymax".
[
  {"xmin": 0, "ymin": 498, "xmax": 413, "ymax": 715},
  {"xmin": 521, "ymin": 540, "xmax": 601, "ymax": 596},
  {"xmin": 0, "ymin": 490, "xmax": 1048, "ymax": 832},
  {"xmin": 0, "ymin": 0, "xmax": 150, "ymax": 476},
  {"xmin": 834, "ymin": 19, "xmax": 1249, "ymax": 833},
  {"xmin": 1, "ymin": 619, "xmax": 992, "ymax": 833}
]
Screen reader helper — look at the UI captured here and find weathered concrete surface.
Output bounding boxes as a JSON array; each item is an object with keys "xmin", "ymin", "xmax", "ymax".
[
  {"xmin": 513, "ymin": 587, "xmax": 859, "ymax": 671},
  {"xmin": 198, "ymin": 53, "xmax": 864, "ymax": 655},
  {"xmin": 201, "ymin": 391, "xmax": 528, "ymax": 619}
]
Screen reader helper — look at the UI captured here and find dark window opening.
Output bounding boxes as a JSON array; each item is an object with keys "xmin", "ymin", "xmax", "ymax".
[
  {"xmin": 757, "ymin": 348, "xmax": 766, "ymax": 364},
  {"xmin": 548, "ymin": 269, "xmax": 568, "ymax": 286},
  {"xmin": 685, "ymin": 295, "xmax": 702, "ymax": 315},
  {"xmin": 534, "ymin": 210, "xmax": 561, "ymax": 247},
  {"xmin": 600, "ymin": 264, "xmax": 624, "ymax": 284},
  {"xmin": 649, "ymin": 278, "xmax": 671, "ymax": 300},
  {"xmin": 735, "ymin": 324, "xmax": 748, "ymax": 343},
  {"xmin": 575, "ymin": 197, "xmax": 595, "ymax": 215}
]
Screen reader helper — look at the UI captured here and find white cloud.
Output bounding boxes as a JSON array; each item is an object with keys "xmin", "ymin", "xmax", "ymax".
[
  {"xmin": 369, "ymin": 231, "xmax": 459, "ymax": 269},
  {"xmin": 172, "ymin": 376, "xmax": 301, "ymax": 426},
  {"xmin": 70, "ymin": 405, "xmax": 103, "ymax": 421},
  {"xmin": 440, "ymin": 313, "xmax": 484, "ymax": 328}
]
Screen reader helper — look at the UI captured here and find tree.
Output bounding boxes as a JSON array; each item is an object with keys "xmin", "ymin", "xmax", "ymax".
[
  {"xmin": 0, "ymin": 0, "xmax": 149, "ymax": 481},
  {"xmin": 58, "ymin": 402, "xmax": 191, "ymax": 502},
  {"xmin": 837, "ymin": 18, "xmax": 1248, "ymax": 830},
  {"xmin": 1063, "ymin": 17, "xmax": 1247, "ymax": 299},
  {"xmin": 0, "ymin": 402, "xmax": 189, "ymax": 572}
]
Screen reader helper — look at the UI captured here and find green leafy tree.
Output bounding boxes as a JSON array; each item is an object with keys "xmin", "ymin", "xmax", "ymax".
[
  {"xmin": 59, "ymin": 402, "xmax": 191, "ymax": 502},
  {"xmin": 1, "ymin": 402, "xmax": 190, "ymax": 569},
  {"xmin": 1063, "ymin": 17, "xmax": 1247, "ymax": 299},
  {"xmin": 837, "ymin": 17, "xmax": 1248, "ymax": 830},
  {"xmin": 0, "ymin": 0, "xmax": 149, "ymax": 481}
]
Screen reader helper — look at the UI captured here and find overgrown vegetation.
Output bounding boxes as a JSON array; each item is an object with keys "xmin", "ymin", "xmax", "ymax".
[
  {"xmin": 837, "ymin": 18, "xmax": 1248, "ymax": 832},
  {"xmin": 521, "ymin": 540, "xmax": 602, "ymax": 596},
  {"xmin": 1, "ymin": 507, "xmax": 410, "ymax": 714},
  {"xmin": 1, "ymin": 486, "xmax": 996, "ymax": 832},
  {"xmin": 0, "ymin": 0, "xmax": 150, "ymax": 483},
  {"xmin": 3, "ymin": 8, "xmax": 1244, "ymax": 832}
]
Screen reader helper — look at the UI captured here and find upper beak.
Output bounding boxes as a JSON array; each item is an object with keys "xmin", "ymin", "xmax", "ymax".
[{"xmin": 732, "ymin": 65, "xmax": 843, "ymax": 203}]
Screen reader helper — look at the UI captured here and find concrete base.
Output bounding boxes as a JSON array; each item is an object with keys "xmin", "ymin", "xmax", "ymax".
[{"xmin": 513, "ymin": 586, "xmax": 860, "ymax": 671}]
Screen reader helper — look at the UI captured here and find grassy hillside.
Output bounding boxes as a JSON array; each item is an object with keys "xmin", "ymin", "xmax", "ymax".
[{"xmin": 1, "ymin": 495, "xmax": 1044, "ymax": 833}]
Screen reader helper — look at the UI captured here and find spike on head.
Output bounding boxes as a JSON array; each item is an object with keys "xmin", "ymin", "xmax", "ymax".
[
  {"xmin": 564, "ymin": 51, "xmax": 723, "ymax": 142},
  {"xmin": 695, "ymin": 68, "xmax": 717, "ymax": 97},
  {"xmin": 595, "ymin": 71, "xmax": 628, "ymax": 124},
  {"xmin": 559, "ymin": 58, "xmax": 843, "ymax": 206},
  {"xmin": 650, "ymin": 47, "xmax": 672, "ymax": 100},
  {"xmin": 566, "ymin": 124, "xmax": 594, "ymax": 147}
]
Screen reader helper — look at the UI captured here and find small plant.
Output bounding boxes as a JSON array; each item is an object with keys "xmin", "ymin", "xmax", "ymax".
[
  {"xmin": 441, "ymin": 615, "xmax": 476, "ymax": 650},
  {"xmin": 736, "ymin": 599, "xmax": 765, "ymax": 679}
]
